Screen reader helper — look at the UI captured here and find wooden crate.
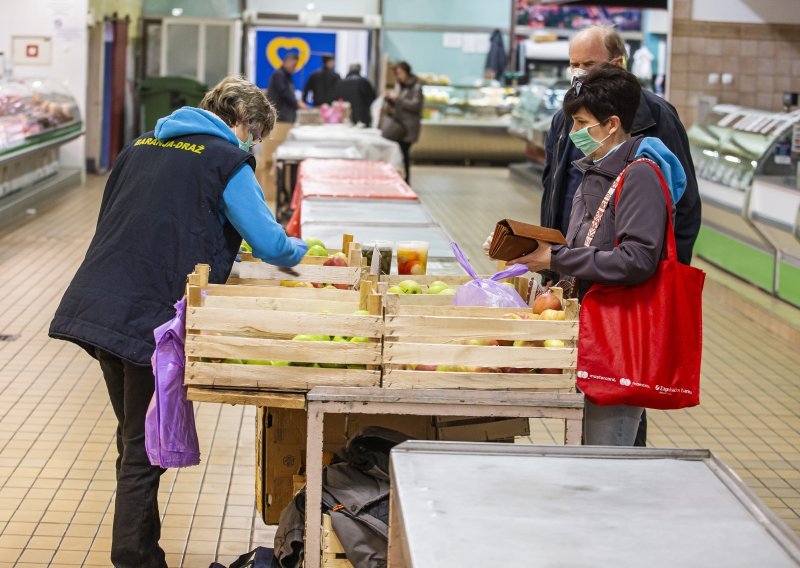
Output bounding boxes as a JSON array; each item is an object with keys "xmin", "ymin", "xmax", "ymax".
[
  {"xmin": 379, "ymin": 274, "xmax": 535, "ymax": 306},
  {"xmin": 382, "ymin": 292, "xmax": 579, "ymax": 391},
  {"xmin": 184, "ymin": 265, "xmax": 384, "ymax": 392},
  {"xmin": 322, "ymin": 514, "xmax": 354, "ymax": 567},
  {"xmin": 234, "ymin": 234, "xmax": 365, "ymax": 286}
]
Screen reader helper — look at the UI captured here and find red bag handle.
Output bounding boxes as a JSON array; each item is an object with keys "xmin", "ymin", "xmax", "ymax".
[
  {"xmin": 584, "ymin": 157, "xmax": 676, "ymax": 262},
  {"xmin": 613, "ymin": 158, "xmax": 677, "ymax": 263}
]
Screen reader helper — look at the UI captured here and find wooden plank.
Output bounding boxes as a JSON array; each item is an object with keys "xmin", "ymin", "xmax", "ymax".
[
  {"xmin": 185, "ymin": 362, "xmax": 381, "ymax": 390},
  {"xmin": 306, "ymin": 387, "xmax": 585, "ymax": 408},
  {"xmin": 234, "ymin": 262, "xmax": 361, "ymax": 286},
  {"xmin": 206, "ymin": 283, "xmax": 359, "ymax": 301},
  {"xmin": 387, "ymin": 304, "xmax": 536, "ymax": 318},
  {"xmin": 437, "ymin": 417, "xmax": 531, "ymax": 441},
  {"xmin": 203, "ymin": 295, "xmax": 362, "ymax": 314},
  {"xmin": 322, "ymin": 514, "xmax": 347, "ymax": 554},
  {"xmin": 186, "ymin": 335, "xmax": 382, "ymax": 365},
  {"xmin": 381, "ymin": 275, "xmax": 473, "ymax": 286},
  {"xmin": 186, "ymin": 386, "xmax": 306, "ymax": 408},
  {"xmin": 383, "ymin": 293, "xmax": 459, "ymax": 307},
  {"xmin": 385, "ymin": 315, "xmax": 578, "ymax": 341},
  {"xmin": 382, "ymin": 369, "xmax": 575, "ymax": 390},
  {"xmin": 383, "ymin": 342, "xmax": 577, "ymax": 368},
  {"xmin": 187, "ymin": 307, "xmax": 383, "ymax": 338}
]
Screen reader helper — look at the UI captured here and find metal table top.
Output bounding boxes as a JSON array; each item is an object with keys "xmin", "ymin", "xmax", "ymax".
[
  {"xmin": 274, "ymin": 140, "xmax": 363, "ymax": 162},
  {"xmin": 389, "ymin": 442, "xmax": 800, "ymax": 568},
  {"xmin": 300, "ymin": 223, "xmax": 455, "ymax": 260},
  {"xmin": 301, "ymin": 198, "xmax": 435, "ymax": 226}
]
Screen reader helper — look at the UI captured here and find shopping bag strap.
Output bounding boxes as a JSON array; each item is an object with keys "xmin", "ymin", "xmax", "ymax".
[{"xmin": 584, "ymin": 157, "xmax": 677, "ymax": 264}]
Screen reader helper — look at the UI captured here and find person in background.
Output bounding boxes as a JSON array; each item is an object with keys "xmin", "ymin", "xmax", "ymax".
[
  {"xmin": 511, "ymin": 63, "xmax": 687, "ymax": 446},
  {"xmin": 303, "ymin": 53, "xmax": 340, "ymax": 107},
  {"xmin": 267, "ymin": 52, "xmax": 307, "ymax": 124},
  {"xmin": 384, "ymin": 61, "xmax": 423, "ymax": 183},
  {"xmin": 335, "ymin": 63, "xmax": 376, "ymax": 126},
  {"xmin": 49, "ymin": 77, "xmax": 307, "ymax": 568},
  {"xmin": 541, "ymin": 25, "xmax": 701, "ymax": 448}
]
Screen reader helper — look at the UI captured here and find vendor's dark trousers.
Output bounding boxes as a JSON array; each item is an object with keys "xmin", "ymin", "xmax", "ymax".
[
  {"xmin": 634, "ymin": 410, "xmax": 648, "ymax": 447},
  {"xmin": 96, "ymin": 348, "xmax": 167, "ymax": 568},
  {"xmin": 399, "ymin": 141, "xmax": 412, "ymax": 183}
]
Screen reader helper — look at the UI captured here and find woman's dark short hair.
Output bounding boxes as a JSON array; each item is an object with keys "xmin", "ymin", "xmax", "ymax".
[
  {"xmin": 563, "ymin": 63, "xmax": 641, "ymax": 133},
  {"xmin": 394, "ymin": 61, "xmax": 412, "ymax": 75}
]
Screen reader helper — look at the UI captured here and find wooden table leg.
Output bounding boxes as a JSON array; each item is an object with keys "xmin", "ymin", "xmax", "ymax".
[
  {"xmin": 564, "ymin": 416, "xmax": 583, "ymax": 445},
  {"xmin": 305, "ymin": 403, "xmax": 325, "ymax": 568}
]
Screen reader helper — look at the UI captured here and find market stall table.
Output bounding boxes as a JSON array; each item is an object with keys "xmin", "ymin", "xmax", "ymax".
[
  {"xmin": 286, "ymin": 124, "xmax": 405, "ymax": 173},
  {"xmin": 387, "ymin": 442, "xmax": 800, "ymax": 568},
  {"xmin": 273, "ymin": 140, "xmax": 364, "ymax": 223},
  {"xmin": 302, "ymin": 387, "xmax": 585, "ymax": 568}
]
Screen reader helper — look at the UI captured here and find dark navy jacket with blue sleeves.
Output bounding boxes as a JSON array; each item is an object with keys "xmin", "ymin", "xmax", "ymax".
[{"xmin": 49, "ymin": 107, "xmax": 305, "ymax": 366}]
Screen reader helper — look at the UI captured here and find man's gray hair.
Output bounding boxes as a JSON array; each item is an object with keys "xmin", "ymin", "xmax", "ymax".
[
  {"xmin": 574, "ymin": 24, "xmax": 627, "ymax": 60},
  {"xmin": 348, "ymin": 63, "xmax": 362, "ymax": 75}
]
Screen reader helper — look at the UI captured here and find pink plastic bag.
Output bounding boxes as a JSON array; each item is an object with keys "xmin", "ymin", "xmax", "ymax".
[
  {"xmin": 450, "ymin": 242, "xmax": 529, "ymax": 308},
  {"xmin": 320, "ymin": 100, "xmax": 346, "ymax": 124},
  {"xmin": 145, "ymin": 297, "xmax": 201, "ymax": 468}
]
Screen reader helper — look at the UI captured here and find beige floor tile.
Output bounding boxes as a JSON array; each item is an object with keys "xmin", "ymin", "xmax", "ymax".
[{"xmin": 51, "ymin": 549, "xmax": 88, "ymax": 564}]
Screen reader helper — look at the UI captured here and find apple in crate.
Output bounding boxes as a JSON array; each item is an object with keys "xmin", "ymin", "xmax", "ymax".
[
  {"xmin": 465, "ymin": 339, "xmax": 500, "ymax": 346},
  {"xmin": 539, "ymin": 368, "xmax": 563, "ymax": 375},
  {"xmin": 540, "ymin": 309, "xmax": 566, "ymax": 320},
  {"xmin": 438, "ymin": 288, "xmax": 456, "ymax": 295},
  {"xmin": 307, "ymin": 245, "xmax": 329, "ymax": 257},
  {"xmin": 543, "ymin": 339, "xmax": 565, "ymax": 348},
  {"xmin": 244, "ymin": 360, "xmax": 271, "ymax": 365},
  {"xmin": 412, "ymin": 364, "xmax": 438, "ymax": 371},
  {"xmin": 304, "ymin": 237, "xmax": 326, "ymax": 249},
  {"xmin": 398, "ymin": 280, "xmax": 422, "ymax": 294},
  {"xmin": 324, "ymin": 256, "xmax": 348, "ymax": 268},
  {"xmin": 388, "ymin": 285, "xmax": 403, "ymax": 294}
]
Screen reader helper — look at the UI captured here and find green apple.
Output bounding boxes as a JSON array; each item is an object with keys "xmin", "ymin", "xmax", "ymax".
[
  {"xmin": 347, "ymin": 364, "xmax": 367, "ymax": 370},
  {"xmin": 388, "ymin": 285, "xmax": 404, "ymax": 294},
  {"xmin": 244, "ymin": 360, "xmax": 271, "ymax": 365},
  {"xmin": 307, "ymin": 244, "xmax": 329, "ymax": 257},
  {"xmin": 398, "ymin": 280, "xmax": 422, "ymax": 294},
  {"xmin": 240, "ymin": 241, "xmax": 252, "ymax": 253},
  {"xmin": 438, "ymin": 288, "xmax": 457, "ymax": 296},
  {"xmin": 332, "ymin": 252, "xmax": 348, "ymax": 261},
  {"xmin": 223, "ymin": 358, "xmax": 244, "ymax": 364},
  {"xmin": 332, "ymin": 335, "xmax": 350, "ymax": 342},
  {"xmin": 429, "ymin": 280, "xmax": 448, "ymax": 289},
  {"xmin": 349, "ymin": 336, "xmax": 369, "ymax": 343},
  {"xmin": 426, "ymin": 283, "xmax": 448, "ymax": 294},
  {"xmin": 543, "ymin": 339, "xmax": 566, "ymax": 348},
  {"xmin": 271, "ymin": 360, "xmax": 289, "ymax": 366},
  {"xmin": 304, "ymin": 237, "xmax": 326, "ymax": 249},
  {"xmin": 351, "ymin": 310, "xmax": 370, "ymax": 316}
]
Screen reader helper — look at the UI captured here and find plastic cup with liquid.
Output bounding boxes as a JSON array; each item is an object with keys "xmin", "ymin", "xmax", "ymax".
[
  {"xmin": 397, "ymin": 241, "xmax": 429, "ymax": 275},
  {"xmin": 363, "ymin": 240, "xmax": 394, "ymax": 275}
]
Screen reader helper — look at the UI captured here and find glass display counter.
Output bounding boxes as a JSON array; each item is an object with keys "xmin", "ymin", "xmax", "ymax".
[
  {"xmin": 412, "ymin": 85, "xmax": 526, "ymax": 162},
  {"xmin": 0, "ymin": 78, "xmax": 83, "ymax": 224},
  {"xmin": 687, "ymin": 104, "xmax": 800, "ymax": 306},
  {"xmin": 508, "ymin": 77, "xmax": 570, "ymax": 149}
]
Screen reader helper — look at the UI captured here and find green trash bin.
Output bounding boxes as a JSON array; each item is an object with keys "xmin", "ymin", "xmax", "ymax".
[{"xmin": 138, "ymin": 76, "xmax": 208, "ymax": 133}]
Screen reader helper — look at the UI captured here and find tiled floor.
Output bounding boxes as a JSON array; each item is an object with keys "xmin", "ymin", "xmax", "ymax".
[{"xmin": 0, "ymin": 166, "xmax": 797, "ymax": 567}]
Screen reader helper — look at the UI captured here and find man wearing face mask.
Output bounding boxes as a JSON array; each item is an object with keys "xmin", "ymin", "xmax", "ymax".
[
  {"xmin": 50, "ymin": 76, "xmax": 306, "ymax": 568},
  {"xmin": 539, "ymin": 25, "xmax": 700, "ymax": 448}
]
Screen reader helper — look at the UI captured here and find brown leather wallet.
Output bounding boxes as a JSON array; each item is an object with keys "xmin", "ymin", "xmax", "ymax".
[{"xmin": 489, "ymin": 219, "xmax": 567, "ymax": 261}]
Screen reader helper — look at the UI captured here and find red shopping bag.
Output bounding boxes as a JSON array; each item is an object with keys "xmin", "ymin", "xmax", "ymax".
[{"xmin": 577, "ymin": 159, "xmax": 705, "ymax": 410}]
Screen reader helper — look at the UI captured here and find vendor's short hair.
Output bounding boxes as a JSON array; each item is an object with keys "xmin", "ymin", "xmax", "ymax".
[
  {"xmin": 562, "ymin": 63, "xmax": 640, "ymax": 133},
  {"xmin": 199, "ymin": 76, "xmax": 276, "ymax": 139}
]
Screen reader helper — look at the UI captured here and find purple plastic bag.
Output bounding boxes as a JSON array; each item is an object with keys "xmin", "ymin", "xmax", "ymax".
[
  {"xmin": 145, "ymin": 297, "xmax": 201, "ymax": 468},
  {"xmin": 450, "ymin": 242, "xmax": 529, "ymax": 308}
]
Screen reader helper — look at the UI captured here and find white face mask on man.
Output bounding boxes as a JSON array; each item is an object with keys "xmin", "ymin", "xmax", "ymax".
[{"xmin": 569, "ymin": 67, "xmax": 589, "ymax": 85}]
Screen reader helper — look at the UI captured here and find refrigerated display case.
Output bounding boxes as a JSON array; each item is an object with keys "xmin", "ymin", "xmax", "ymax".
[
  {"xmin": 687, "ymin": 104, "xmax": 800, "ymax": 306},
  {"xmin": 509, "ymin": 77, "xmax": 570, "ymax": 149},
  {"xmin": 0, "ymin": 78, "xmax": 83, "ymax": 225},
  {"xmin": 411, "ymin": 84, "xmax": 526, "ymax": 162}
]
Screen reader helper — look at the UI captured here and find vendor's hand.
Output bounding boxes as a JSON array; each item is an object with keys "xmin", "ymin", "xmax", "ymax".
[
  {"xmin": 508, "ymin": 241, "xmax": 552, "ymax": 273},
  {"xmin": 289, "ymin": 236, "xmax": 308, "ymax": 256},
  {"xmin": 384, "ymin": 92, "xmax": 396, "ymax": 102},
  {"xmin": 298, "ymin": 100, "xmax": 309, "ymax": 110},
  {"xmin": 483, "ymin": 231, "xmax": 494, "ymax": 257}
]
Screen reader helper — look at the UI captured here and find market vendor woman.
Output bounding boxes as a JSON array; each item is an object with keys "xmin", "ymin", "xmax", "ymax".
[
  {"xmin": 509, "ymin": 64, "xmax": 687, "ymax": 446},
  {"xmin": 49, "ymin": 77, "xmax": 307, "ymax": 568}
]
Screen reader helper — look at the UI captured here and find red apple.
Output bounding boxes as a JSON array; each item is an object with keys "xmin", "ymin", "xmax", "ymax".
[
  {"xmin": 324, "ymin": 256, "xmax": 348, "ymax": 268},
  {"xmin": 539, "ymin": 368, "xmax": 563, "ymax": 375},
  {"xmin": 414, "ymin": 364, "xmax": 438, "ymax": 371},
  {"xmin": 465, "ymin": 339, "xmax": 500, "ymax": 346},
  {"xmin": 533, "ymin": 290, "xmax": 563, "ymax": 315}
]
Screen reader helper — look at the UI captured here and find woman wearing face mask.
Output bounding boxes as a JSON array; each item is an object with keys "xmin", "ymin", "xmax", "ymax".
[
  {"xmin": 507, "ymin": 63, "xmax": 687, "ymax": 446},
  {"xmin": 49, "ymin": 76, "xmax": 306, "ymax": 568}
]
